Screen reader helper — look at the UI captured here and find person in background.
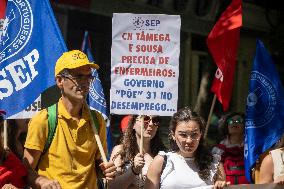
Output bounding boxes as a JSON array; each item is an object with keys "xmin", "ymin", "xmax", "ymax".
[
  {"xmin": 259, "ymin": 134, "xmax": 284, "ymax": 184},
  {"xmin": 212, "ymin": 112, "xmax": 249, "ymax": 185},
  {"xmin": 23, "ymin": 50, "xmax": 116, "ymax": 189},
  {"xmin": 109, "ymin": 115, "xmax": 166, "ymax": 189},
  {"xmin": 7, "ymin": 119, "xmax": 29, "ymax": 159},
  {"xmin": 0, "ymin": 110, "xmax": 28, "ymax": 189},
  {"xmin": 145, "ymin": 107, "xmax": 227, "ymax": 189}
]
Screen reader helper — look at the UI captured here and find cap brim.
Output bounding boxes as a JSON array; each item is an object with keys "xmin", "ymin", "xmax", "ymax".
[{"xmin": 88, "ymin": 62, "xmax": 99, "ymax": 69}]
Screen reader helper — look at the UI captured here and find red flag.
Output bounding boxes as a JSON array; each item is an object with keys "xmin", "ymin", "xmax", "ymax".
[
  {"xmin": 207, "ymin": 0, "xmax": 242, "ymax": 111},
  {"xmin": 0, "ymin": 0, "xmax": 7, "ymax": 19}
]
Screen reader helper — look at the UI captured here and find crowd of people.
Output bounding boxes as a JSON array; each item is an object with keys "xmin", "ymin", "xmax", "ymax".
[{"xmin": 0, "ymin": 50, "xmax": 283, "ymax": 189}]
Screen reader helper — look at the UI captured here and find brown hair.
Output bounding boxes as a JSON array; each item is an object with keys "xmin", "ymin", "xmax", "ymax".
[
  {"xmin": 120, "ymin": 115, "xmax": 166, "ymax": 163},
  {"xmin": 169, "ymin": 107, "xmax": 212, "ymax": 180}
]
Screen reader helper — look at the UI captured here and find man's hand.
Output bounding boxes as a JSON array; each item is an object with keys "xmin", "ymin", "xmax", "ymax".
[
  {"xmin": 99, "ymin": 161, "xmax": 117, "ymax": 181},
  {"xmin": 35, "ymin": 176, "xmax": 61, "ymax": 189}
]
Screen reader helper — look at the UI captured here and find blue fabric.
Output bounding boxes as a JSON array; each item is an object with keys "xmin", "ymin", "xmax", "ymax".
[
  {"xmin": 81, "ymin": 31, "xmax": 113, "ymax": 158},
  {"xmin": 0, "ymin": 0, "xmax": 67, "ymax": 118},
  {"xmin": 244, "ymin": 39, "xmax": 284, "ymax": 182}
]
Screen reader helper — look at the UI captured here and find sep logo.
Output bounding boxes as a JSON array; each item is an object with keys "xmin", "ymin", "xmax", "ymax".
[
  {"xmin": 246, "ymin": 71, "xmax": 277, "ymax": 128},
  {"xmin": 132, "ymin": 16, "xmax": 161, "ymax": 30},
  {"xmin": 0, "ymin": 0, "xmax": 33, "ymax": 63},
  {"xmin": 132, "ymin": 17, "xmax": 144, "ymax": 29}
]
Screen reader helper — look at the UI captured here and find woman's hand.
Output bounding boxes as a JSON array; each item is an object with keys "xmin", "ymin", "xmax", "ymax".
[
  {"xmin": 214, "ymin": 180, "xmax": 230, "ymax": 189},
  {"xmin": 132, "ymin": 153, "xmax": 145, "ymax": 174}
]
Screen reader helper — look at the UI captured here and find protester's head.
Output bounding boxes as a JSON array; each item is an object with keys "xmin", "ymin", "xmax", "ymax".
[
  {"xmin": 55, "ymin": 50, "xmax": 99, "ymax": 101},
  {"xmin": 169, "ymin": 107, "xmax": 212, "ymax": 180},
  {"xmin": 219, "ymin": 112, "xmax": 245, "ymax": 138},
  {"xmin": 169, "ymin": 107, "xmax": 205, "ymax": 157},
  {"xmin": 55, "ymin": 50, "xmax": 99, "ymax": 77},
  {"xmin": 7, "ymin": 119, "xmax": 29, "ymax": 158},
  {"xmin": 121, "ymin": 115, "xmax": 165, "ymax": 161}
]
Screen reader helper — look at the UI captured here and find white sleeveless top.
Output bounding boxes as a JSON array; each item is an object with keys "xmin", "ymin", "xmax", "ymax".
[
  {"xmin": 159, "ymin": 151, "xmax": 218, "ymax": 189},
  {"xmin": 270, "ymin": 147, "xmax": 284, "ymax": 180}
]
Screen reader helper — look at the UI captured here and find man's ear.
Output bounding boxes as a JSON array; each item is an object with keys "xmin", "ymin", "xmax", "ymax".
[{"xmin": 55, "ymin": 76, "xmax": 63, "ymax": 89}]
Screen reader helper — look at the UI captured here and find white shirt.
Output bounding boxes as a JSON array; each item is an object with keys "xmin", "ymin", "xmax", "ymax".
[{"xmin": 159, "ymin": 151, "xmax": 218, "ymax": 189}]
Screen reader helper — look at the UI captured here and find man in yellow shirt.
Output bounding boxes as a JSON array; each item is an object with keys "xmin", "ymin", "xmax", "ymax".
[{"xmin": 24, "ymin": 50, "xmax": 116, "ymax": 189}]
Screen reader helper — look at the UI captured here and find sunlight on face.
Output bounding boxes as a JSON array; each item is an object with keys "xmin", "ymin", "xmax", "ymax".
[{"xmin": 172, "ymin": 120, "xmax": 201, "ymax": 158}]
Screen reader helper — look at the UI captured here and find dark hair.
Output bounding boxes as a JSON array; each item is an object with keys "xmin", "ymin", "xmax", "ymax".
[
  {"xmin": 169, "ymin": 107, "xmax": 212, "ymax": 180},
  {"xmin": 0, "ymin": 121, "xmax": 9, "ymax": 163},
  {"xmin": 7, "ymin": 119, "xmax": 28, "ymax": 159},
  {"xmin": 120, "ymin": 115, "xmax": 166, "ymax": 163},
  {"xmin": 218, "ymin": 112, "xmax": 245, "ymax": 137}
]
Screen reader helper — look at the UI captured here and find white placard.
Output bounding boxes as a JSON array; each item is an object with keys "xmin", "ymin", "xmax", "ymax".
[{"xmin": 111, "ymin": 13, "xmax": 181, "ymax": 116}]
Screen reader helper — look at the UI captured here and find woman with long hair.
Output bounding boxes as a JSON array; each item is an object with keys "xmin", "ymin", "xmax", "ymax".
[
  {"xmin": 212, "ymin": 112, "xmax": 249, "ymax": 185},
  {"xmin": 109, "ymin": 115, "xmax": 166, "ymax": 189},
  {"xmin": 145, "ymin": 107, "xmax": 227, "ymax": 189}
]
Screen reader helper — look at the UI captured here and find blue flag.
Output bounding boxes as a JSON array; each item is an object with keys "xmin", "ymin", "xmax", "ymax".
[
  {"xmin": 244, "ymin": 39, "xmax": 284, "ymax": 182},
  {"xmin": 81, "ymin": 31, "xmax": 113, "ymax": 156},
  {"xmin": 0, "ymin": 0, "xmax": 67, "ymax": 118}
]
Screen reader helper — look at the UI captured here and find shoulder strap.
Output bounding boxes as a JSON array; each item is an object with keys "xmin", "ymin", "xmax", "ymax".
[{"xmin": 43, "ymin": 103, "xmax": 58, "ymax": 154}]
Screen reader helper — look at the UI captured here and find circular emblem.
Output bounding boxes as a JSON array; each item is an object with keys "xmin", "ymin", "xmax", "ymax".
[
  {"xmin": 89, "ymin": 70, "xmax": 107, "ymax": 108},
  {"xmin": 245, "ymin": 71, "xmax": 277, "ymax": 128},
  {"xmin": 132, "ymin": 17, "xmax": 144, "ymax": 29},
  {"xmin": 0, "ymin": 0, "xmax": 33, "ymax": 63}
]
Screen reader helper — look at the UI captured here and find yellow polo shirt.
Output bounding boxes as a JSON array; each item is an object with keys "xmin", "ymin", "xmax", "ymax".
[{"xmin": 25, "ymin": 98, "xmax": 107, "ymax": 189}]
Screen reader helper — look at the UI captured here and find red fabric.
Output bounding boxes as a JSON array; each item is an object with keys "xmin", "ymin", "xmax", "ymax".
[
  {"xmin": 0, "ymin": 152, "xmax": 27, "ymax": 188},
  {"xmin": 216, "ymin": 144, "xmax": 249, "ymax": 185},
  {"xmin": 120, "ymin": 115, "xmax": 131, "ymax": 132},
  {"xmin": 0, "ymin": 0, "xmax": 7, "ymax": 19},
  {"xmin": 207, "ymin": 0, "xmax": 242, "ymax": 111}
]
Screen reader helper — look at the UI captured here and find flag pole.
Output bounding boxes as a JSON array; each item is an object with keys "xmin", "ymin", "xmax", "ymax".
[
  {"xmin": 85, "ymin": 101, "xmax": 108, "ymax": 163},
  {"xmin": 204, "ymin": 95, "xmax": 216, "ymax": 139},
  {"xmin": 140, "ymin": 115, "xmax": 144, "ymax": 154}
]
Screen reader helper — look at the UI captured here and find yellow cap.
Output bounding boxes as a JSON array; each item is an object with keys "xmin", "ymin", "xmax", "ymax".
[{"xmin": 55, "ymin": 50, "xmax": 99, "ymax": 76}]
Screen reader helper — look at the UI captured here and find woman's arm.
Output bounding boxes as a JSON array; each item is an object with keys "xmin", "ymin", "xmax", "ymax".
[
  {"xmin": 214, "ymin": 163, "xmax": 228, "ymax": 189},
  {"xmin": 215, "ymin": 162, "xmax": 226, "ymax": 182},
  {"xmin": 144, "ymin": 155, "xmax": 164, "ymax": 189},
  {"xmin": 259, "ymin": 154, "xmax": 274, "ymax": 184}
]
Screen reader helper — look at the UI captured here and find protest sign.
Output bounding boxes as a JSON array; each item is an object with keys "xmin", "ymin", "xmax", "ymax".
[{"xmin": 111, "ymin": 13, "xmax": 180, "ymax": 116}]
